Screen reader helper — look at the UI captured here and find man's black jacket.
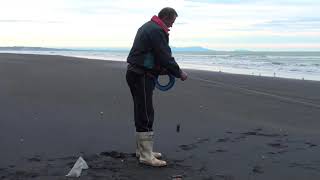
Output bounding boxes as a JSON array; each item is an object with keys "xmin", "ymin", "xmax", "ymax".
[{"xmin": 127, "ymin": 21, "xmax": 182, "ymax": 78}]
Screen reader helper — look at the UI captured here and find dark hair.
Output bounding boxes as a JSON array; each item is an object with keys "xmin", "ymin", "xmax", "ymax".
[{"xmin": 158, "ymin": 7, "xmax": 178, "ymax": 20}]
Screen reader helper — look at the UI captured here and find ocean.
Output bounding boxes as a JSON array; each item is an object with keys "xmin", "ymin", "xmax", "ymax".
[{"xmin": 1, "ymin": 50, "xmax": 320, "ymax": 81}]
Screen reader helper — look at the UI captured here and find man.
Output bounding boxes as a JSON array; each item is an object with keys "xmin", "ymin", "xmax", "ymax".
[{"xmin": 126, "ymin": 7, "xmax": 187, "ymax": 167}]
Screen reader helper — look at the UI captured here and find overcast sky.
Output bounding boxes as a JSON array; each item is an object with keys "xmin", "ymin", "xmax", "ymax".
[{"xmin": 1, "ymin": 0, "xmax": 320, "ymax": 50}]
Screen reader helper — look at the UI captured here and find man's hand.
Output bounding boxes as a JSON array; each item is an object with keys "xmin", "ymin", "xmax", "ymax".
[{"xmin": 180, "ymin": 71, "xmax": 188, "ymax": 81}]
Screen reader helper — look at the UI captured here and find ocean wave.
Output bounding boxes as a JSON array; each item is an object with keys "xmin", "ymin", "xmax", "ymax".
[
  {"xmin": 2, "ymin": 50, "xmax": 320, "ymax": 81},
  {"xmin": 271, "ymin": 62, "xmax": 284, "ymax": 65}
]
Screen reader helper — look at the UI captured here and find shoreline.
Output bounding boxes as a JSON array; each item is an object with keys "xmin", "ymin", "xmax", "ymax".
[
  {"xmin": 0, "ymin": 53, "xmax": 320, "ymax": 179},
  {"xmin": 1, "ymin": 51, "xmax": 319, "ymax": 82}
]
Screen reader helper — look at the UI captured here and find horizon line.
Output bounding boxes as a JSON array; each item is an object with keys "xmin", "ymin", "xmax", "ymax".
[{"xmin": 0, "ymin": 46, "xmax": 320, "ymax": 52}]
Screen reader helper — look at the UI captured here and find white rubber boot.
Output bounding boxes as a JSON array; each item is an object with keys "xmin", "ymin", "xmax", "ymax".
[
  {"xmin": 136, "ymin": 132, "xmax": 167, "ymax": 167},
  {"xmin": 136, "ymin": 132, "xmax": 162, "ymax": 158}
]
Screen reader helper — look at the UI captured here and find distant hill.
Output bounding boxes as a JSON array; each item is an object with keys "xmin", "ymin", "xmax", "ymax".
[
  {"xmin": 172, "ymin": 46, "xmax": 213, "ymax": 52},
  {"xmin": 233, "ymin": 49, "xmax": 251, "ymax": 52}
]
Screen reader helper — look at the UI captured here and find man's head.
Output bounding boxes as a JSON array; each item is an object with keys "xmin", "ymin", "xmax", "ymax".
[{"xmin": 158, "ymin": 7, "xmax": 178, "ymax": 28}]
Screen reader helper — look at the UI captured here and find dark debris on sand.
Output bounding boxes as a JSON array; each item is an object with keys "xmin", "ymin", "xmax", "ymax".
[
  {"xmin": 0, "ymin": 150, "xmax": 199, "ymax": 180},
  {"xmin": 1, "ymin": 128, "xmax": 319, "ymax": 179}
]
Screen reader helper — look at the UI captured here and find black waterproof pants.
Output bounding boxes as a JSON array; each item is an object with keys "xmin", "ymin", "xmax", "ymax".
[{"xmin": 126, "ymin": 70, "xmax": 155, "ymax": 132}]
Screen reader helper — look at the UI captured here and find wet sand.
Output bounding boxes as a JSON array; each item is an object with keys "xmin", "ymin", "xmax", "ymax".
[{"xmin": 0, "ymin": 53, "xmax": 320, "ymax": 179}]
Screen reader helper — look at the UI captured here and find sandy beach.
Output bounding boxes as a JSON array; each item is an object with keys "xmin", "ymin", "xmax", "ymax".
[{"xmin": 0, "ymin": 53, "xmax": 320, "ymax": 180}]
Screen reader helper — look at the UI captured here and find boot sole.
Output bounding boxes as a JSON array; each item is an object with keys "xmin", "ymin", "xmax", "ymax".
[
  {"xmin": 139, "ymin": 160, "xmax": 167, "ymax": 167},
  {"xmin": 136, "ymin": 154, "xmax": 162, "ymax": 159}
]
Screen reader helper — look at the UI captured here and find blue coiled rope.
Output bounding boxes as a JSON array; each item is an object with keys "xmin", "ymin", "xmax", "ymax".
[{"xmin": 154, "ymin": 74, "xmax": 175, "ymax": 91}]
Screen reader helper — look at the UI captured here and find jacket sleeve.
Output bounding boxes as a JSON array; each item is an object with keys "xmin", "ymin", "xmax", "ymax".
[{"xmin": 149, "ymin": 30, "xmax": 182, "ymax": 78}]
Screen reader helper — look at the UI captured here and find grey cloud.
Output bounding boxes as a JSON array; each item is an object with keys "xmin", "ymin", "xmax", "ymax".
[
  {"xmin": 253, "ymin": 18, "xmax": 320, "ymax": 31},
  {"xmin": 176, "ymin": 22, "xmax": 188, "ymax": 25},
  {"xmin": 186, "ymin": 0, "xmax": 319, "ymax": 4},
  {"xmin": 186, "ymin": 0, "xmax": 253, "ymax": 4}
]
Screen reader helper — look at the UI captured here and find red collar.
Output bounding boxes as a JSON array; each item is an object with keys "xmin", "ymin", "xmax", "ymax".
[{"xmin": 151, "ymin": 15, "xmax": 169, "ymax": 35}]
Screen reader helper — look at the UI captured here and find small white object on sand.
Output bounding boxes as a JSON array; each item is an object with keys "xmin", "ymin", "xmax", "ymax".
[{"xmin": 66, "ymin": 156, "xmax": 89, "ymax": 178}]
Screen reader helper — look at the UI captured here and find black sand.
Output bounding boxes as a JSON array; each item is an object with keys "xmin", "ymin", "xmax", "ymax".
[{"xmin": 0, "ymin": 53, "xmax": 320, "ymax": 180}]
